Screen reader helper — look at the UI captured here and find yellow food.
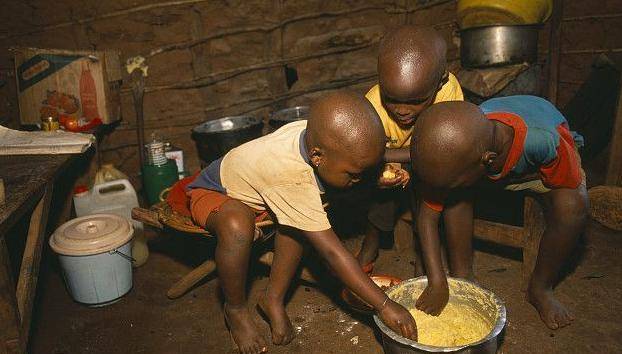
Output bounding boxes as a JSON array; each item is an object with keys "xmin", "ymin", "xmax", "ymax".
[
  {"xmin": 408, "ymin": 303, "xmax": 491, "ymax": 347},
  {"xmin": 382, "ymin": 170, "xmax": 396, "ymax": 179}
]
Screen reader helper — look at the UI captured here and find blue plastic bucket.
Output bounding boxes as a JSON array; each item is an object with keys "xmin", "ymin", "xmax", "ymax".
[{"xmin": 50, "ymin": 214, "xmax": 134, "ymax": 306}]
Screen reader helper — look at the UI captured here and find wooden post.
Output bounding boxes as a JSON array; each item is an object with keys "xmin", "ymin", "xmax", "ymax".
[
  {"xmin": 546, "ymin": 0, "xmax": 563, "ymax": 105},
  {"xmin": 522, "ymin": 196, "xmax": 545, "ymax": 291},
  {"xmin": 606, "ymin": 73, "xmax": 622, "ymax": 186}
]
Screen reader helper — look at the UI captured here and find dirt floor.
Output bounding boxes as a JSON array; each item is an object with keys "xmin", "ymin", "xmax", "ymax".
[{"xmin": 29, "ymin": 219, "xmax": 622, "ymax": 354}]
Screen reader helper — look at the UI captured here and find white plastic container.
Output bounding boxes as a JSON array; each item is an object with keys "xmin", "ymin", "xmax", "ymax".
[
  {"xmin": 49, "ymin": 214, "xmax": 134, "ymax": 306},
  {"xmin": 73, "ymin": 179, "xmax": 149, "ymax": 267}
]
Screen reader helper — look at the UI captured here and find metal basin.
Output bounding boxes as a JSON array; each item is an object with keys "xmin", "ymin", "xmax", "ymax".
[
  {"xmin": 460, "ymin": 24, "xmax": 540, "ymax": 68},
  {"xmin": 373, "ymin": 277, "xmax": 506, "ymax": 354},
  {"xmin": 268, "ymin": 106, "xmax": 309, "ymax": 130},
  {"xmin": 191, "ymin": 115, "xmax": 263, "ymax": 164}
]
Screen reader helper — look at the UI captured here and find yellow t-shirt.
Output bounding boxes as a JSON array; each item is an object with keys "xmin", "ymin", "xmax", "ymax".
[
  {"xmin": 365, "ymin": 72, "xmax": 464, "ymax": 149},
  {"xmin": 219, "ymin": 120, "xmax": 330, "ymax": 232}
]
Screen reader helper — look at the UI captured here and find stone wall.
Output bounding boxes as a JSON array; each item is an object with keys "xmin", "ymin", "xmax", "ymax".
[{"xmin": 0, "ymin": 0, "xmax": 620, "ymax": 182}]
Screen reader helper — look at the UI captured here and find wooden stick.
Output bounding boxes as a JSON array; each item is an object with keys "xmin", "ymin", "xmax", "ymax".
[
  {"xmin": 167, "ymin": 259, "xmax": 217, "ymax": 299},
  {"xmin": 522, "ymin": 197, "xmax": 545, "ymax": 291},
  {"xmin": 546, "ymin": 0, "xmax": 564, "ymax": 105},
  {"xmin": 397, "ymin": 0, "xmax": 455, "ymax": 13},
  {"xmin": 606, "ymin": 71, "xmax": 622, "ymax": 186},
  {"xmin": 131, "ymin": 72, "xmax": 146, "ymax": 167},
  {"xmin": 131, "ymin": 207, "xmax": 163, "ymax": 230},
  {"xmin": 0, "ymin": 0, "xmax": 213, "ymax": 40},
  {"xmin": 146, "ymin": 5, "xmax": 385, "ymax": 58},
  {"xmin": 114, "ymin": 73, "xmax": 376, "ymax": 132},
  {"xmin": 563, "ymin": 12, "xmax": 622, "ymax": 22},
  {"xmin": 141, "ymin": 42, "xmax": 377, "ymax": 93}
]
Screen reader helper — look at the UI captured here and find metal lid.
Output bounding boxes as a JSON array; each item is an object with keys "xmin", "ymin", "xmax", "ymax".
[
  {"xmin": 50, "ymin": 214, "xmax": 134, "ymax": 256},
  {"xmin": 192, "ymin": 115, "xmax": 262, "ymax": 135},
  {"xmin": 269, "ymin": 106, "xmax": 309, "ymax": 122}
]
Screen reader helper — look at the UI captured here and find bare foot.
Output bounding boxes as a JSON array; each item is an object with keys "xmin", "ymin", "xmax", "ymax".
[
  {"xmin": 224, "ymin": 304, "xmax": 268, "ymax": 354},
  {"xmin": 527, "ymin": 286, "xmax": 575, "ymax": 330},
  {"xmin": 257, "ymin": 295, "xmax": 295, "ymax": 345}
]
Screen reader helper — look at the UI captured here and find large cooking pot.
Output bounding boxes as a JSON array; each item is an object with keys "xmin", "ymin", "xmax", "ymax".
[
  {"xmin": 457, "ymin": 0, "xmax": 553, "ymax": 29},
  {"xmin": 460, "ymin": 24, "xmax": 540, "ymax": 68},
  {"xmin": 268, "ymin": 106, "xmax": 309, "ymax": 131},
  {"xmin": 191, "ymin": 115, "xmax": 263, "ymax": 164},
  {"xmin": 374, "ymin": 277, "xmax": 506, "ymax": 354}
]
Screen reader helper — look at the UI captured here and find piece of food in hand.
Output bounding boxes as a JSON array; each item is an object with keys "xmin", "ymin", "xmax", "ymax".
[{"xmin": 383, "ymin": 170, "xmax": 397, "ymax": 179}]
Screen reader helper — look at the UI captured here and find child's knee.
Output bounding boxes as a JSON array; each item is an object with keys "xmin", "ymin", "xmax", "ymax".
[
  {"xmin": 550, "ymin": 189, "xmax": 588, "ymax": 229},
  {"xmin": 216, "ymin": 200, "xmax": 256, "ymax": 241}
]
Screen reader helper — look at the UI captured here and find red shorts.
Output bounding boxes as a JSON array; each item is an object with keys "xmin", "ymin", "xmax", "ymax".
[
  {"xmin": 187, "ymin": 189, "xmax": 232, "ymax": 228},
  {"xmin": 187, "ymin": 188, "xmax": 269, "ymax": 230}
]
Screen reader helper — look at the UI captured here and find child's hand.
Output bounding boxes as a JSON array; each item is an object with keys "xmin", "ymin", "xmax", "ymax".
[
  {"xmin": 378, "ymin": 164, "xmax": 410, "ymax": 189},
  {"xmin": 415, "ymin": 283, "xmax": 449, "ymax": 316},
  {"xmin": 378, "ymin": 299, "xmax": 418, "ymax": 340}
]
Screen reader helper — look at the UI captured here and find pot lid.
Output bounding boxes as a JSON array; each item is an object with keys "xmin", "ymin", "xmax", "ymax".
[
  {"xmin": 269, "ymin": 106, "xmax": 309, "ymax": 122},
  {"xmin": 192, "ymin": 115, "xmax": 262, "ymax": 135},
  {"xmin": 50, "ymin": 214, "xmax": 134, "ymax": 256}
]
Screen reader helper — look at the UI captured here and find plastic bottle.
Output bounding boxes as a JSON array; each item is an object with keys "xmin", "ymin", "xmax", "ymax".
[
  {"xmin": 93, "ymin": 163, "xmax": 129, "ymax": 187},
  {"xmin": 73, "ymin": 179, "xmax": 149, "ymax": 267}
]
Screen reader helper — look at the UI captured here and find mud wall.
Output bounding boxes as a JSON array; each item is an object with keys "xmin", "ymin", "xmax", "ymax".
[{"xmin": 0, "ymin": 0, "xmax": 620, "ymax": 181}]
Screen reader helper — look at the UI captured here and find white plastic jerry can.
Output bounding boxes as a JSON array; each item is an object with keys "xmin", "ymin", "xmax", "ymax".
[{"xmin": 73, "ymin": 179, "xmax": 149, "ymax": 267}]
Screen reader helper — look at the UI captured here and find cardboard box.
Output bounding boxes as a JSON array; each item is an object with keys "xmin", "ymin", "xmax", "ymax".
[{"xmin": 14, "ymin": 47, "xmax": 122, "ymax": 126}]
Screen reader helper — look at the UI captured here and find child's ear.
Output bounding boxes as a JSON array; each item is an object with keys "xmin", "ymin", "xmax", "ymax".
[
  {"xmin": 481, "ymin": 151, "xmax": 498, "ymax": 167},
  {"xmin": 309, "ymin": 147, "xmax": 323, "ymax": 167}
]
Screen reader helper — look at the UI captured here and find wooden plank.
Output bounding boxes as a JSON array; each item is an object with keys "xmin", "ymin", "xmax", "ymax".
[
  {"xmin": 0, "ymin": 238, "xmax": 22, "ymax": 354},
  {"xmin": 606, "ymin": 72, "xmax": 622, "ymax": 186},
  {"xmin": 15, "ymin": 183, "xmax": 53, "ymax": 349},
  {"xmin": 473, "ymin": 219, "xmax": 524, "ymax": 248},
  {"xmin": 521, "ymin": 197, "xmax": 545, "ymax": 291}
]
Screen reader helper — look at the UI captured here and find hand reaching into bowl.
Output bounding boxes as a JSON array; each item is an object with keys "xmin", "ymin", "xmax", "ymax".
[
  {"xmin": 415, "ymin": 283, "xmax": 449, "ymax": 316},
  {"xmin": 378, "ymin": 299, "xmax": 418, "ymax": 341}
]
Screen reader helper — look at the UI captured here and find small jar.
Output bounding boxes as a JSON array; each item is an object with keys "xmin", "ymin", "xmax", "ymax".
[{"xmin": 41, "ymin": 116, "xmax": 60, "ymax": 131}]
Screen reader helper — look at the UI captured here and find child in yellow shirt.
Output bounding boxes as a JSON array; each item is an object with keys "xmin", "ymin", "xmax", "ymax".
[
  {"xmin": 188, "ymin": 92, "xmax": 417, "ymax": 353},
  {"xmin": 357, "ymin": 25, "xmax": 464, "ymax": 274}
]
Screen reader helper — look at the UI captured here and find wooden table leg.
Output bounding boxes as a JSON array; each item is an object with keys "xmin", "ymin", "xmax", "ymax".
[
  {"xmin": 0, "ymin": 237, "xmax": 22, "ymax": 354},
  {"xmin": 16, "ymin": 183, "xmax": 53, "ymax": 349}
]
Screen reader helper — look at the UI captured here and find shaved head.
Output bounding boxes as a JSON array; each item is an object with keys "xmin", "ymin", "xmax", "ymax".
[
  {"xmin": 378, "ymin": 25, "xmax": 447, "ymax": 101},
  {"xmin": 307, "ymin": 90, "xmax": 385, "ymax": 162},
  {"xmin": 305, "ymin": 90, "xmax": 386, "ymax": 189},
  {"xmin": 411, "ymin": 101, "xmax": 493, "ymax": 187}
]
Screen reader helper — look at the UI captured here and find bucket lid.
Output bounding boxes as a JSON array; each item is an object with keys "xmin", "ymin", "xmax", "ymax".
[{"xmin": 50, "ymin": 214, "xmax": 134, "ymax": 256}]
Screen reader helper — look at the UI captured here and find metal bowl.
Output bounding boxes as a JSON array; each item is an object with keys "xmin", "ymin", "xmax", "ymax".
[
  {"xmin": 268, "ymin": 106, "xmax": 309, "ymax": 129},
  {"xmin": 460, "ymin": 24, "xmax": 540, "ymax": 68},
  {"xmin": 373, "ymin": 277, "xmax": 506, "ymax": 354},
  {"xmin": 191, "ymin": 115, "xmax": 263, "ymax": 164}
]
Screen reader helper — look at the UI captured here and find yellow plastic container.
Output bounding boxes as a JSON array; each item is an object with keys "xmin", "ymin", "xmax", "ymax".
[{"xmin": 457, "ymin": 0, "xmax": 553, "ymax": 29}]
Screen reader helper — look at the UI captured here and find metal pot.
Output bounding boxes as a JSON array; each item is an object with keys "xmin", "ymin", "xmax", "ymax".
[
  {"xmin": 191, "ymin": 115, "xmax": 263, "ymax": 164},
  {"xmin": 268, "ymin": 106, "xmax": 309, "ymax": 130},
  {"xmin": 373, "ymin": 277, "xmax": 506, "ymax": 354},
  {"xmin": 460, "ymin": 24, "xmax": 540, "ymax": 68}
]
